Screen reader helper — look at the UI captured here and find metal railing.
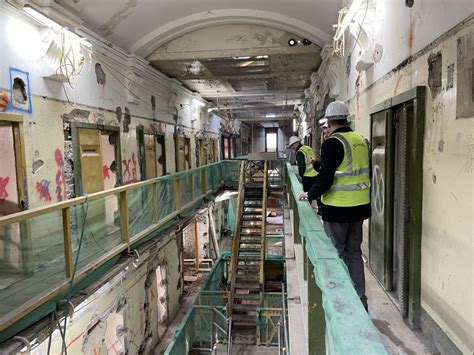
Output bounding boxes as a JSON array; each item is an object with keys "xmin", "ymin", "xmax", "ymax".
[
  {"xmin": 0, "ymin": 161, "xmax": 239, "ymax": 340},
  {"xmin": 227, "ymin": 161, "xmax": 245, "ymax": 315},
  {"xmin": 286, "ymin": 162, "xmax": 388, "ymax": 354},
  {"xmin": 259, "ymin": 160, "xmax": 269, "ymax": 288}
]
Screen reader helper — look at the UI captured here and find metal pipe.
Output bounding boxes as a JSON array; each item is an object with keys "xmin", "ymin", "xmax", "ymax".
[
  {"xmin": 227, "ymin": 317, "xmax": 233, "ymax": 355},
  {"xmin": 282, "ymin": 283, "xmax": 289, "ymax": 354}
]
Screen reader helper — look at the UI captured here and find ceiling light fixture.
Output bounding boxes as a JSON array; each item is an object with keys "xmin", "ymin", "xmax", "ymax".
[
  {"xmin": 24, "ymin": 5, "xmax": 62, "ymax": 30},
  {"xmin": 23, "ymin": 5, "xmax": 92, "ymax": 48},
  {"xmin": 288, "ymin": 39, "xmax": 297, "ymax": 46},
  {"xmin": 192, "ymin": 98, "xmax": 206, "ymax": 107}
]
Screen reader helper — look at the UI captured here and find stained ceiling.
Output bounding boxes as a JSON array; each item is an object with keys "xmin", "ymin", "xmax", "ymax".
[{"xmin": 54, "ymin": 0, "xmax": 341, "ymax": 126}]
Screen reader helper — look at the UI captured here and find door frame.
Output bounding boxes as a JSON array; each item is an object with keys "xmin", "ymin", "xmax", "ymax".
[
  {"xmin": 138, "ymin": 128, "xmax": 167, "ymax": 179},
  {"xmin": 71, "ymin": 122, "xmax": 122, "ymax": 196},
  {"xmin": 369, "ymin": 86, "xmax": 425, "ymax": 327},
  {"xmin": 0, "ymin": 113, "xmax": 27, "ymax": 211}
]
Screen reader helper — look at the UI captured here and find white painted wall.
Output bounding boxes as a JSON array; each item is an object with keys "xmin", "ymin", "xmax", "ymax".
[
  {"xmin": 336, "ymin": 3, "xmax": 473, "ymax": 352},
  {"xmin": 0, "ymin": 2, "xmax": 223, "ymax": 208}
]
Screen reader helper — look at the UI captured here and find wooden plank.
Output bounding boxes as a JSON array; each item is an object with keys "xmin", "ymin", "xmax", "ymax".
[
  {"xmin": 175, "ymin": 178, "xmax": 182, "ymax": 210},
  {"xmin": 62, "ymin": 208, "xmax": 73, "ymax": 278},
  {"xmin": 201, "ymin": 169, "xmax": 207, "ymax": 195},
  {"xmin": 119, "ymin": 191, "xmax": 129, "ymax": 245},
  {"xmin": 0, "ymin": 112, "xmax": 23, "ymax": 122}
]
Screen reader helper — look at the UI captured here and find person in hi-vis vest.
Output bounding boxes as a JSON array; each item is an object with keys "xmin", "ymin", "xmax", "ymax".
[
  {"xmin": 288, "ymin": 136, "xmax": 319, "ymax": 204},
  {"xmin": 299, "ymin": 100, "xmax": 371, "ymax": 311}
]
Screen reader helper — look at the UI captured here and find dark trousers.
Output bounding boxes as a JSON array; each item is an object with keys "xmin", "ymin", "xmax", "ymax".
[
  {"xmin": 324, "ymin": 220, "xmax": 368, "ymax": 308},
  {"xmin": 302, "ymin": 176, "xmax": 317, "ymax": 204}
]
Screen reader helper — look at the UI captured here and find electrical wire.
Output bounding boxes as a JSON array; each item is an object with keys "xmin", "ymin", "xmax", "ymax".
[
  {"xmin": 46, "ymin": 196, "xmax": 90, "ymax": 355},
  {"xmin": 348, "ymin": 0, "xmax": 370, "ymax": 57}
]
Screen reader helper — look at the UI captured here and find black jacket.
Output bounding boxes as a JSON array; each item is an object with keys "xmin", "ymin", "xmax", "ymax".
[{"xmin": 307, "ymin": 127, "xmax": 371, "ymax": 223}]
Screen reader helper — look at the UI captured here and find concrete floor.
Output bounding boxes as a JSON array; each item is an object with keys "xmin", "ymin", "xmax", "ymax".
[{"xmin": 366, "ymin": 269, "xmax": 439, "ymax": 354}]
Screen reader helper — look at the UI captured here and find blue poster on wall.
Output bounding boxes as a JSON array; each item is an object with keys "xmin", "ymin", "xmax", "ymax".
[{"xmin": 9, "ymin": 67, "xmax": 32, "ymax": 114}]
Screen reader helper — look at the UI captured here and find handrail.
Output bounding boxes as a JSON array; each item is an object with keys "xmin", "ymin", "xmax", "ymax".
[
  {"xmin": 0, "ymin": 160, "xmax": 239, "ymax": 337},
  {"xmin": 285, "ymin": 162, "xmax": 388, "ymax": 354},
  {"xmin": 281, "ymin": 283, "xmax": 289, "ymax": 354},
  {"xmin": 259, "ymin": 160, "xmax": 268, "ymax": 288},
  {"xmin": 227, "ymin": 161, "xmax": 245, "ymax": 315}
]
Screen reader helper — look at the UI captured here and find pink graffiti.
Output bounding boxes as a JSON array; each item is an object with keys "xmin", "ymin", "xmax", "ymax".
[
  {"xmin": 103, "ymin": 164, "xmax": 110, "ymax": 180},
  {"xmin": 122, "ymin": 153, "xmax": 138, "ymax": 184},
  {"xmin": 36, "ymin": 179, "xmax": 52, "ymax": 202},
  {"xmin": 54, "ymin": 148, "xmax": 66, "ymax": 201},
  {"xmin": 0, "ymin": 177, "xmax": 9, "ymax": 200}
]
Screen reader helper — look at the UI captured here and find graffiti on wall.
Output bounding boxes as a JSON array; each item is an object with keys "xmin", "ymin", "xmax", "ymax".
[
  {"xmin": 103, "ymin": 164, "xmax": 111, "ymax": 180},
  {"xmin": 0, "ymin": 177, "xmax": 9, "ymax": 200},
  {"xmin": 36, "ymin": 179, "xmax": 52, "ymax": 202},
  {"xmin": 372, "ymin": 164, "xmax": 385, "ymax": 216},
  {"xmin": 54, "ymin": 149, "xmax": 66, "ymax": 201},
  {"xmin": 123, "ymin": 153, "xmax": 138, "ymax": 184}
]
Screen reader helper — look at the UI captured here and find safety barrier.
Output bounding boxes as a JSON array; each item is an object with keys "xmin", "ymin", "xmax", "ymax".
[
  {"xmin": 286, "ymin": 161, "xmax": 387, "ymax": 354},
  {"xmin": 0, "ymin": 160, "xmax": 240, "ymax": 341}
]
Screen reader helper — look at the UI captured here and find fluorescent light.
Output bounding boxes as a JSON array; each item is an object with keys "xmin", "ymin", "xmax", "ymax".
[
  {"xmin": 266, "ymin": 113, "xmax": 276, "ymax": 118},
  {"xmin": 24, "ymin": 5, "xmax": 62, "ymax": 30},
  {"xmin": 207, "ymin": 107, "xmax": 217, "ymax": 112},
  {"xmin": 256, "ymin": 55, "xmax": 269, "ymax": 59},
  {"xmin": 192, "ymin": 98, "xmax": 206, "ymax": 107},
  {"xmin": 239, "ymin": 61, "xmax": 254, "ymax": 67}
]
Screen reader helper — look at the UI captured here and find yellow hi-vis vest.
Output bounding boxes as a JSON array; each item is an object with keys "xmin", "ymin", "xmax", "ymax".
[
  {"xmin": 298, "ymin": 145, "xmax": 318, "ymax": 177},
  {"xmin": 321, "ymin": 132, "xmax": 370, "ymax": 207}
]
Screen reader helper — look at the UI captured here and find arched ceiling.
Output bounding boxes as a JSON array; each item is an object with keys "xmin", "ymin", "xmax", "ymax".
[
  {"xmin": 57, "ymin": 0, "xmax": 341, "ymax": 55},
  {"xmin": 55, "ymin": 0, "xmax": 342, "ymax": 126}
]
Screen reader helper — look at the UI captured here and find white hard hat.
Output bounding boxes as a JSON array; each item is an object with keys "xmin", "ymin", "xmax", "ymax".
[
  {"xmin": 319, "ymin": 118, "xmax": 328, "ymax": 128},
  {"xmin": 288, "ymin": 136, "xmax": 300, "ymax": 147},
  {"xmin": 324, "ymin": 100, "xmax": 349, "ymax": 120}
]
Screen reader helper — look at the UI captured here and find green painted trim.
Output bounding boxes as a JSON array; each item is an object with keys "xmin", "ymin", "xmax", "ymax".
[
  {"xmin": 384, "ymin": 108, "xmax": 395, "ymax": 291},
  {"xmin": 308, "ymin": 265, "xmax": 325, "ymax": 354},
  {"xmin": 407, "ymin": 88, "xmax": 426, "ymax": 328},
  {"xmin": 420, "ymin": 307, "xmax": 462, "ymax": 355}
]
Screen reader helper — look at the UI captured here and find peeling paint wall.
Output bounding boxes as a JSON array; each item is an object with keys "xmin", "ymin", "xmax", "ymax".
[
  {"xmin": 340, "ymin": 11, "xmax": 474, "ymax": 353},
  {"xmin": 9, "ymin": 232, "xmax": 182, "ymax": 355},
  {"xmin": 0, "ymin": 3, "xmax": 224, "ymax": 207}
]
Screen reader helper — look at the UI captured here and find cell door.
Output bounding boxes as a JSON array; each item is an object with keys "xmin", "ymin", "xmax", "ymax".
[
  {"xmin": 77, "ymin": 128, "xmax": 104, "ymax": 194},
  {"xmin": 369, "ymin": 108, "xmax": 395, "ymax": 291},
  {"xmin": 176, "ymin": 136, "xmax": 186, "ymax": 172},
  {"xmin": 369, "ymin": 87, "xmax": 425, "ymax": 326},
  {"xmin": 144, "ymin": 134, "xmax": 157, "ymax": 179}
]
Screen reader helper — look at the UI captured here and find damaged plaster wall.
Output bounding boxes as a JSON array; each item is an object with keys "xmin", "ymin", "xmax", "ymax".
[
  {"xmin": 17, "ymin": 231, "xmax": 181, "ymax": 355},
  {"xmin": 0, "ymin": 3, "xmax": 223, "ymax": 207},
  {"xmin": 340, "ymin": 11, "xmax": 473, "ymax": 353}
]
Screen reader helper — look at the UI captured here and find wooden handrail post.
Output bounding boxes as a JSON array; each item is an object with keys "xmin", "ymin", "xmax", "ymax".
[
  {"xmin": 175, "ymin": 178, "xmax": 182, "ymax": 210},
  {"xmin": 190, "ymin": 173, "xmax": 195, "ymax": 201},
  {"xmin": 62, "ymin": 207, "xmax": 73, "ymax": 278},
  {"xmin": 201, "ymin": 169, "xmax": 207, "ymax": 195},
  {"xmin": 119, "ymin": 191, "xmax": 129, "ymax": 245},
  {"xmin": 153, "ymin": 181, "xmax": 159, "ymax": 224}
]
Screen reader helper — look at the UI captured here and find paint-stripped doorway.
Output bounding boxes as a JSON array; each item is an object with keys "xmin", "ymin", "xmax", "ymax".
[{"xmin": 0, "ymin": 113, "xmax": 27, "ymax": 288}]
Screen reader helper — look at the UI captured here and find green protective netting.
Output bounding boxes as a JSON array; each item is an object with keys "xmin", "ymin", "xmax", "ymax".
[
  {"xmin": 286, "ymin": 162, "xmax": 388, "ymax": 354},
  {"xmin": 128, "ymin": 185, "xmax": 154, "ymax": 237},
  {"xmin": 199, "ymin": 256, "xmax": 227, "ymax": 307},
  {"xmin": 227, "ymin": 196, "xmax": 237, "ymax": 236},
  {"xmin": 157, "ymin": 178, "xmax": 176, "ymax": 219},
  {"xmin": 201, "ymin": 255, "xmax": 228, "ymax": 291},
  {"xmin": 0, "ymin": 162, "xmax": 234, "ymax": 343},
  {"xmin": 165, "ymin": 306, "xmax": 228, "ymax": 355}
]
